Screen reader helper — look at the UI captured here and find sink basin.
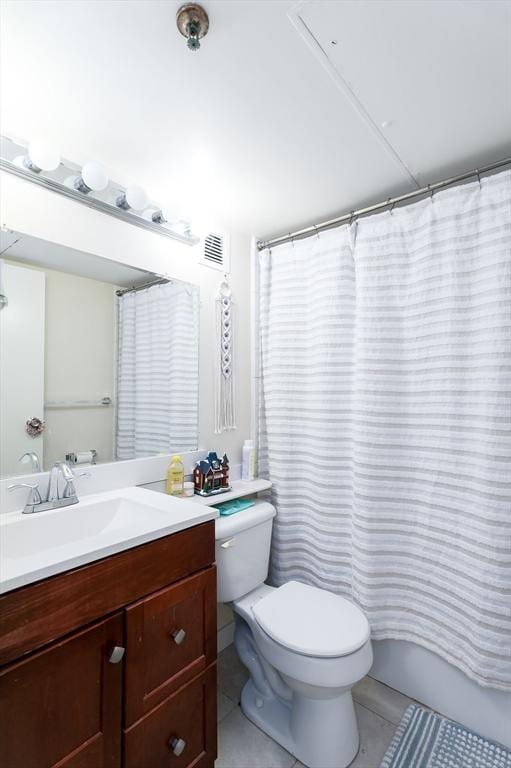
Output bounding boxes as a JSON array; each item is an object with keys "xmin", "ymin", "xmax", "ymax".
[
  {"xmin": 0, "ymin": 486, "xmax": 217, "ymax": 593},
  {"xmin": 4, "ymin": 496, "xmax": 172, "ymax": 560}
]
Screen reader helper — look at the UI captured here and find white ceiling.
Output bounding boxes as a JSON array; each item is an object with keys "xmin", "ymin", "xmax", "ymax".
[{"xmin": 1, "ymin": 0, "xmax": 510, "ymax": 239}]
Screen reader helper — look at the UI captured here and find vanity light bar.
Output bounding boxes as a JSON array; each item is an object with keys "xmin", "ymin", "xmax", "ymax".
[{"xmin": 0, "ymin": 135, "xmax": 199, "ymax": 246}]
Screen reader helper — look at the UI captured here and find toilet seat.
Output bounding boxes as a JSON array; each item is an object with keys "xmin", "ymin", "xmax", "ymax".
[{"xmin": 252, "ymin": 580, "xmax": 370, "ymax": 658}]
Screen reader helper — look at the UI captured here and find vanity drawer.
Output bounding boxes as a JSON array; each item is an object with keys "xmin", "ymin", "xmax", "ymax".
[
  {"xmin": 124, "ymin": 664, "xmax": 217, "ymax": 768},
  {"xmin": 124, "ymin": 566, "xmax": 216, "ymax": 726}
]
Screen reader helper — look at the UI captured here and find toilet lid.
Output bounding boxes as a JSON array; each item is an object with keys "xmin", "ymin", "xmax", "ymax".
[{"xmin": 252, "ymin": 581, "xmax": 370, "ymax": 658}]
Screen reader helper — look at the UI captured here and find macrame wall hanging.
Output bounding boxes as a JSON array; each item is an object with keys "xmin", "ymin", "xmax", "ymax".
[{"xmin": 215, "ymin": 278, "xmax": 236, "ymax": 433}]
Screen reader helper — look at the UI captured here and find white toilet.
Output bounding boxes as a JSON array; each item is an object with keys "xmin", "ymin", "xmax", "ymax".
[{"xmin": 216, "ymin": 501, "xmax": 373, "ymax": 768}]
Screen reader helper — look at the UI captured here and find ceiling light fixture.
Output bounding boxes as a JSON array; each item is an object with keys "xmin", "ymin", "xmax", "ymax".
[
  {"xmin": 13, "ymin": 139, "xmax": 60, "ymax": 173},
  {"xmin": 65, "ymin": 162, "xmax": 109, "ymax": 193},
  {"xmin": 1, "ymin": 134, "xmax": 198, "ymax": 244},
  {"xmin": 116, "ymin": 185, "xmax": 148, "ymax": 211},
  {"xmin": 176, "ymin": 4, "xmax": 209, "ymax": 51}
]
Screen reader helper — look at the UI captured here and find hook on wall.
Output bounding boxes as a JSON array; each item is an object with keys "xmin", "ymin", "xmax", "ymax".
[{"xmin": 219, "ymin": 275, "xmax": 232, "ymax": 298}]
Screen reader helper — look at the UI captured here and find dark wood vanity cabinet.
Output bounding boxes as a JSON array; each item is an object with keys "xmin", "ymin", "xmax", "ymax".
[{"xmin": 0, "ymin": 521, "xmax": 217, "ymax": 768}]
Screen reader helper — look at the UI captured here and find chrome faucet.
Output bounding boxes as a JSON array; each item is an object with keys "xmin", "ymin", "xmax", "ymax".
[
  {"xmin": 47, "ymin": 461, "xmax": 76, "ymax": 502},
  {"xmin": 8, "ymin": 461, "xmax": 90, "ymax": 514},
  {"xmin": 19, "ymin": 451, "xmax": 41, "ymax": 473}
]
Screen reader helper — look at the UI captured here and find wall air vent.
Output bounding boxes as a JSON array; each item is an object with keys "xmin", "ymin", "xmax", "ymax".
[{"xmin": 200, "ymin": 231, "xmax": 230, "ymax": 273}]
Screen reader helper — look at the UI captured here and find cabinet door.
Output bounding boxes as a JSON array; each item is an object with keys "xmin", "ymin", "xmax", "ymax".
[
  {"xmin": 125, "ymin": 567, "xmax": 216, "ymax": 726},
  {"xmin": 124, "ymin": 665, "xmax": 217, "ymax": 768},
  {"xmin": 0, "ymin": 613, "xmax": 123, "ymax": 768}
]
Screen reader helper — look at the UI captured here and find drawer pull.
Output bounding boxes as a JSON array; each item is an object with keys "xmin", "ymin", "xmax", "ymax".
[
  {"xmin": 172, "ymin": 628, "xmax": 187, "ymax": 645},
  {"xmin": 170, "ymin": 737, "xmax": 186, "ymax": 756},
  {"xmin": 108, "ymin": 645, "xmax": 125, "ymax": 664}
]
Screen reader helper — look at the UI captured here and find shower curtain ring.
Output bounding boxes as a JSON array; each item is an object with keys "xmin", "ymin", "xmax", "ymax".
[
  {"xmin": 349, "ymin": 211, "xmax": 355, "ymax": 226},
  {"xmin": 289, "ymin": 233, "xmax": 295, "ymax": 248},
  {"xmin": 476, "ymin": 169, "xmax": 482, "ymax": 189},
  {"xmin": 314, "ymin": 225, "xmax": 320, "ymax": 239},
  {"xmin": 387, "ymin": 198, "xmax": 395, "ymax": 216},
  {"xmin": 428, "ymin": 184, "xmax": 434, "ymax": 203}
]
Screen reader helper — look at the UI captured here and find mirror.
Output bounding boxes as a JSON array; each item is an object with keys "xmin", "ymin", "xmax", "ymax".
[{"xmin": 0, "ymin": 230, "xmax": 200, "ymax": 476}]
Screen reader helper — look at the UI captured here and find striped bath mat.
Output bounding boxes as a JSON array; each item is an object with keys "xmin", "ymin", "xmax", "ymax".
[{"xmin": 380, "ymin": 704, "xmax": 511, "ymax": 768}]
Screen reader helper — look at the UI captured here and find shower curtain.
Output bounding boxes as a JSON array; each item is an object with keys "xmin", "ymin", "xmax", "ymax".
[
  {"xmin": 116, "ymin": 280, "xmax": 199, "ymax": 459},
  {"xmin": 258, "ymin": 169, "xmax": 511, "ymax": 690}
]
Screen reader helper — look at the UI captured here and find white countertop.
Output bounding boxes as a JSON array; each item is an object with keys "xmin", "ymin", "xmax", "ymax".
[{"xmin": 0, "ymin": 486, "xmax": 218, "ymax": 594}]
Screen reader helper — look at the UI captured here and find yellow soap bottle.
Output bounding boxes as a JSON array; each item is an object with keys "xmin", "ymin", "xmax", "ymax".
[{"xmin": 166, "ymin": 455, "xmax": 184, "ymax": 496}]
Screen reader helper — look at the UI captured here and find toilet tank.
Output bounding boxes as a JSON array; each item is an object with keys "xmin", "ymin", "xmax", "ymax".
[{"xmin": 215, "ymin": 501, "xmax": 276, "ymax": 602}]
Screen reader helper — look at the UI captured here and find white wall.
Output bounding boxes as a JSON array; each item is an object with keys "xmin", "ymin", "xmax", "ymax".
[{"xmin": 0, "ymin": 171, "xmax": 252, "ymax": 468}]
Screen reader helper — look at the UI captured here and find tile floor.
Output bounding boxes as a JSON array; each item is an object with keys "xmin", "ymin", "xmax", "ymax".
[{"xmin": 216, "ymin": 645, "xmax": 416, "ymax": 768}]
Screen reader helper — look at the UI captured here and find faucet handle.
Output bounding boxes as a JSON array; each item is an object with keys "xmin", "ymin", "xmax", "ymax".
[
  {"xmin": 7, "ymin": 483, "xmax": 43, "ymax": 512},
  {"xmin": 55, "ymin": 461, "xmax": 74, "ymax": 481},
  {"xmin": 62, "ymin": 470, "xmax": 91, "ymax": 499}
]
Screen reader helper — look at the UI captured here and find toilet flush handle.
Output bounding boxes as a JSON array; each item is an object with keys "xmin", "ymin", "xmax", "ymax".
[{"xmin": 220, "ymin": 537, "xmax": 236, "ymax": 549}]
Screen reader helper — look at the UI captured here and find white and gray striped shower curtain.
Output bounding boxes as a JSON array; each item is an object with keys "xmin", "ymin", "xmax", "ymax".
[
  {"xmin": 258, "ymin": 169, "xmax": 511, "ymax": 690},
  {"xmin": 116, "ymin": 280, "xmax": 199, "ymax": 459}
]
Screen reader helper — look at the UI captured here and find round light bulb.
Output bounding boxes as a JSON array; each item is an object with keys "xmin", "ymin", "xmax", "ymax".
[
  {"xmin": 125, "ymin": 185, "xmax": 148, "ymax": 211},
  {"xmin": 27, "ymin": 139, "xmax": 60, "ymax": 171},
  {"xmin": 81, "ymin": 162, "xmax": 108, "ymax": 192}
]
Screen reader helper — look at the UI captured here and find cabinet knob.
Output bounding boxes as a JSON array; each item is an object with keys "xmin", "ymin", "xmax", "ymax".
[
  {"xmin": 170, "ymin": 737, "xmax": 186, "ymax": 756},
  {"xmin": 108, "ymin": 645, "xmax": 125, "ymax": 664},
  {"xmin": 172, "ymin": 628, "xmax": 187, "ymax": 645}
]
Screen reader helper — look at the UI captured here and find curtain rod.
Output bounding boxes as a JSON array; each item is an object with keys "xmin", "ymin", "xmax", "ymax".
[
  {"xmin": 257, "ymin": 156, "xmax": 511, "ymax": 251},
  {"xmin": 116, "ymin": 277, "xmax": 170, "ymax": 297}
]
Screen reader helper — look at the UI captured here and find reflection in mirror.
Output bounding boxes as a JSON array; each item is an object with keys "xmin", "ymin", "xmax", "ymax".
[
  {"xmin": 116, "ymin": 279, "xmax": 199, "ymax": 459},
  {"xmin": 0, "ymin": 230, "xmax": 200, "ymax": 477}
]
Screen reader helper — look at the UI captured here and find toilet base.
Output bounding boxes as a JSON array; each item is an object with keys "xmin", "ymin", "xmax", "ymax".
[
  {"xmin": 240, "ymin": 678, "xmax": 360, "ymax": 768},
  {"xmin": 241, "ymin": 679, "xmax": 294, "ymax": 752}
]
